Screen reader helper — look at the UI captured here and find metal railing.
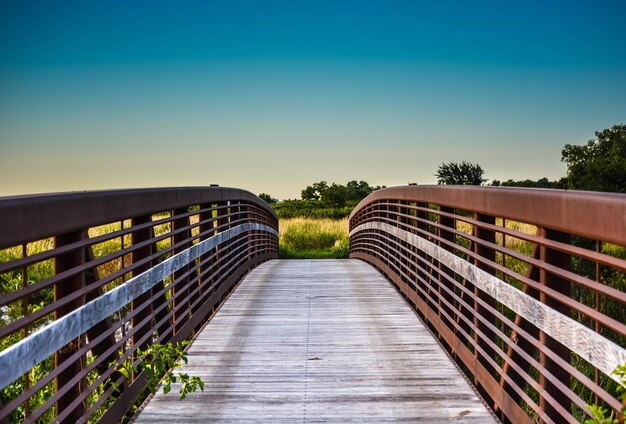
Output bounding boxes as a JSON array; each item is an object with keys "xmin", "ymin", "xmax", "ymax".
[
  {"xmin": 0, "ymin": 187, "xmax": 278, "ymax": 423},
  {"xmin": 349, "ymin": 185, "xmax": 626, "ymax": 424}
]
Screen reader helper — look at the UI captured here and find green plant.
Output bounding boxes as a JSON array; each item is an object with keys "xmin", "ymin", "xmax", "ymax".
[
  {"xmin": 584, "ymin": 364, "xmax": 626, "ymax": 424},
  {"xmin": 113, "ymin": 341, "xmax": 204, "ymax": 400}
]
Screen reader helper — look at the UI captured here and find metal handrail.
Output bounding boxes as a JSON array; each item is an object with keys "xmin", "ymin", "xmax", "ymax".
[
  {"xmin": 0, "ymin": 187, "xmax": 279, "ymax": 423},
  {"xmin": 349, "ymin": 185, "xmax": 626, "ymax": 424}
]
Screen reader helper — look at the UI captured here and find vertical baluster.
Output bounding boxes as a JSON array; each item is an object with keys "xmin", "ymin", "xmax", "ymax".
[
  {"xmin": 216, "ymin": 202, "xmax": 230, "ymax": 300},
  {"xmin": 413, "ymin": 202, "xmax": 433, "ymax": 313},
  {"xmin": 84, "ymin": 240, "xmax": 121, "ymax": 388},
  {"xmin": 438, "ymin": 206, "xmax": 456, "ymax": 338},
  {"xmin": 172, "ymin": 208, "xmax": 191, "ymax": 335},
  {"xmin": 195, "ymin": 203, "xmax": 213, "ymax": 322},
  {"xmin": 539, "ymin": 228, "xmax": 571, "ymax": 423},
  {"xmin": 473, "ymin": 213, "xmax": 497, "ymax": 406},
  {"xmin": 131, "ymin": 215, "xmax": 154, "ymax": 354},
  {"xmin": 54, "ymin": 231, "xmax": 86, "ymax": 423}
]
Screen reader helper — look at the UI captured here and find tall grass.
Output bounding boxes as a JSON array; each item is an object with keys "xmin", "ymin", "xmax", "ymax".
[{"xmin": 279, "ymin": 218, "xmax": 349, "ymax": 259}]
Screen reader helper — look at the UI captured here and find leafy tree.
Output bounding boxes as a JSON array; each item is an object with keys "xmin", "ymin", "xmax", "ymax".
[
  {"xmin": 321, "ymin": 183, "xmax": 349, "ymax": 208},
  {"xmin": 258, "ymin": 193, "xmax": 278, "ymax": 204},
  {"xmin": 301, "ymin": 181, "xmax": 328, "ymax": 200},
  {"xmin": 345, "ymin": 180, "xmax": 375, "ymax": 201},
  {"xmin": 435, "ymin": 161, "xmax": 486, "ymax": 185},
  {"xmin": 561, "ymin": 124, "xmax": 626, "ymax": 193},
  {"xmin": 300, "ymin": 180, "xmax": 378, "ymax": 207},
  {"xmin": 272, "ymin": 180, "xmax": 383, "ymax": 218}
]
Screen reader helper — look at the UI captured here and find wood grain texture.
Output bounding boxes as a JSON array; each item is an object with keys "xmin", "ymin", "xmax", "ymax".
[
  {"xmin": 135, "ymin": 259, "xmax": 495, "ymax": 423},
  {"xmin": 350, "ymin": 222, "xmax": 626, "ymax": 384},
  {"xmin": 0, "ymin": 223, "xmax": 277, "ymax": 390}
]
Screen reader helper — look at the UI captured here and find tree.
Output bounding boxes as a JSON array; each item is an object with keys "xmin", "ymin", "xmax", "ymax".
[
  {"xmin": 301, "ymin": 181, "xmax": 328, "ymax": 200},
  {"xmin": 300, "ymin": 180, "xmax": 381, "ymax": 206},
  {"xmin": 345, "ymin": 180, "xmax": 374, "ymax": 202},
  {"xmin": 258, "ymin": 193, "xmax": 278, "ymax": 204},
  {"xmin": 561, "ymin": 124, "xmax": 626, "ymax": 193},
  {"xmin": 435, "ymin": 161, "xmax": 487, "ymax": 185},
  {"xmin": 321, "ymin": 183, "xmax": 349, "ymax": 208}
]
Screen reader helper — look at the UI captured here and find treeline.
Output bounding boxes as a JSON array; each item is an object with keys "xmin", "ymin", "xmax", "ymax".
[
  {"xmin": 490, "ymin": 177, "xmax": 561, "ymax": 188},
  {"xmin": 261, "ymin": 124, "xmax": 625, "ymax": 219},
  {"xmin": 261, "ymin": 180, "xmax": 384, "ymax": 219},
  {"xmin": 436, "ymin": 124, "xmax": 625, "ymax": 193}
]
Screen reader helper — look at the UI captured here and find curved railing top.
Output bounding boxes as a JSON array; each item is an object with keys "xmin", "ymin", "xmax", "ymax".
[
  {"xmin": 0, "ymin": 186, "xmax": 278, "ymax": 249},
  {"xmin": 350, "ymin": 185, "xmax": 626, "ymax": 245}
]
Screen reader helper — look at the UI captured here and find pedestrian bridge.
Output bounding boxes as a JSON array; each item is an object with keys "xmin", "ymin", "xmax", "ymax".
[
  {"xmin": 0, "ymin": 186, "xmax": 624, "ymax": 423},
  {"xmin": 136, "ymin": 259, "xmax": 495, "ymax": 423}
]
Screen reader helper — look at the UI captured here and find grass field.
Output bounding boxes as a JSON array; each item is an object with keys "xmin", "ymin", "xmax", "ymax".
[{"xmin": 279, "ymin": 218, "xmax": 349, "ymax": 259}]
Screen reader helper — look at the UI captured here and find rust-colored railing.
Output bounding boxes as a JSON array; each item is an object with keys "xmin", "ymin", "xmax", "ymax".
[
  {"xmin": 349, "ymin": 185, "xmax": 626, "ymax": 424},
  {"xmin": 0, "ymin": 187, "xmax": 278, "ymax": 423}
]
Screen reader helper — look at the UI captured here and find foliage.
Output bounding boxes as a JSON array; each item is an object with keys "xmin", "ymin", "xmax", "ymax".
[
  {"xmin": 279, "ymin": 218, "xmax": 349, "ymax": 259},
  {"xmin": 561, "ymin": 124, "xmax": 626, "ymax": 193},
  {"xmin": 0, "ymin": 357, "xmax": 56, "ymax": 423},
  {"xmin": 435, "ymin": 161, "xmax": 487, "ymax": 185},
  {"xmin": 584, "ymin": 364, "xmax": 626, "ymax": 424},
  {"xmin": 258, "ymin": 193, "xmax": 278, "ymax": 204},
  {"xmin": 321, "ymin": 183, "xmax": 349, "ymax": 208},
  {"xmin": 301, "ymin": 181, "xmax": 329, "ymax": 201},
  {"xmin": 273, "ymin": 180, "xmax": 383, "ymax": 219},
  {"xmin": 272, "ymin": 199, "xmax": 355, "ymax": 219},
  {"xmin": 300, "ymin": 180, "xmax": 382, "ymax": 207},
  {"xmin": 491, "ymin": 177, "xmax": 561, "ymax": 188},
  {"xmin": 113, "ymin": 341, "xmax": 204, "ymax": 401}
]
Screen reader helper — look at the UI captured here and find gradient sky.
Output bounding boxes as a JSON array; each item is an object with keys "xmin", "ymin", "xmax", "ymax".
[{"xmin": 1, "ymin": 1, "xmax": 625, "ymax": 199}]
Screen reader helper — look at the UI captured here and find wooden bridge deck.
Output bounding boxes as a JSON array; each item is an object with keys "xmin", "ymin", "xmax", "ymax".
[{"xmin": 135, "ymin": 259, "xmax": 496, "ymax": 423}]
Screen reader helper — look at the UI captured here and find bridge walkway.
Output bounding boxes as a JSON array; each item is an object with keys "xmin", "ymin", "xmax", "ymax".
[{"xmin": 135, "ymin": 259, "xmax": 496, "ymax": 423}]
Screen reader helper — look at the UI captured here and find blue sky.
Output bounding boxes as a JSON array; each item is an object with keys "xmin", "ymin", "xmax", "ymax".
[{"xmin": 1, "ymin": 0, "xmax": 625, "ymax": 198}]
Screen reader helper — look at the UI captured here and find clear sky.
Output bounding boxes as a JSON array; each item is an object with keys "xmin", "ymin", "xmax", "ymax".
[{"xmin": 1, "ymin": 1, "xmax": 625, "ymax": 199}]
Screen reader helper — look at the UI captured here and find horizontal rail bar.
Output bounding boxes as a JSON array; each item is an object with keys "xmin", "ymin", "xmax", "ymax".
[
  {"xmin": 0, "ymin": 223, "xmax": 277, "ymax": 390},
  {"xmin": 349, "ymin": 185, "xmax": 626, "ymax": 423},
  {"xmin": 351, "ymin": 221, "xmax": 626, "ymax": 382}
]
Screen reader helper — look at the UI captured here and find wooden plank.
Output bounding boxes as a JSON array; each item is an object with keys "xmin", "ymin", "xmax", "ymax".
[
  {"xmin": 135, "ymin": 259, "xmax": 495, "ymax": 423},
  {"xmin": 351, "ymin": 221, "xmax": 626, "ymax": 383},
  {"xmin": 0, "ymin": 223, "xmax": 278, "ymax": 390}
]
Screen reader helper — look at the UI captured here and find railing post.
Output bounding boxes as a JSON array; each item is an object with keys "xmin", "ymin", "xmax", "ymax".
[
  {"xmin": 54, "ymin": 231, "xmax": 86, "ymax": 423},
  {"xmin": 246, "ymin": 203, "xmax": 254, "ymax": 262},
  {"xmin": 84, "ymin": 246, "xmax": 121, "ymax": 388},
  {"xmin": 413, "ymin": 202, "xmax": 434, "ymax": 313},
  {"xmin": 195, "ymin": 204, "xmax": 213, "ymax": 320},
  {"xmin": 539, "ymin": 228, "xmax": 572, "ymax": 423},
  {"xmin": 438, "ymin": 206, "xmax": 456, "ymax": 339},
  {"xmin": 473, "ymin": 213, "xmax": 497, "ymax": 406},
  {"xmin": 499, "ymin": 243, "xmax": 541, "ymax": 411},
  {"xmin": 172, "ymin": 208, "xmax": 192, "ymax": 335},
  {"xmin": 131, "ymin": 215, "xmax": 154, "ymax": 353},
  {"xmin": 216, "ymin": 202, "xmax": 230, "ymax": 302}
]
